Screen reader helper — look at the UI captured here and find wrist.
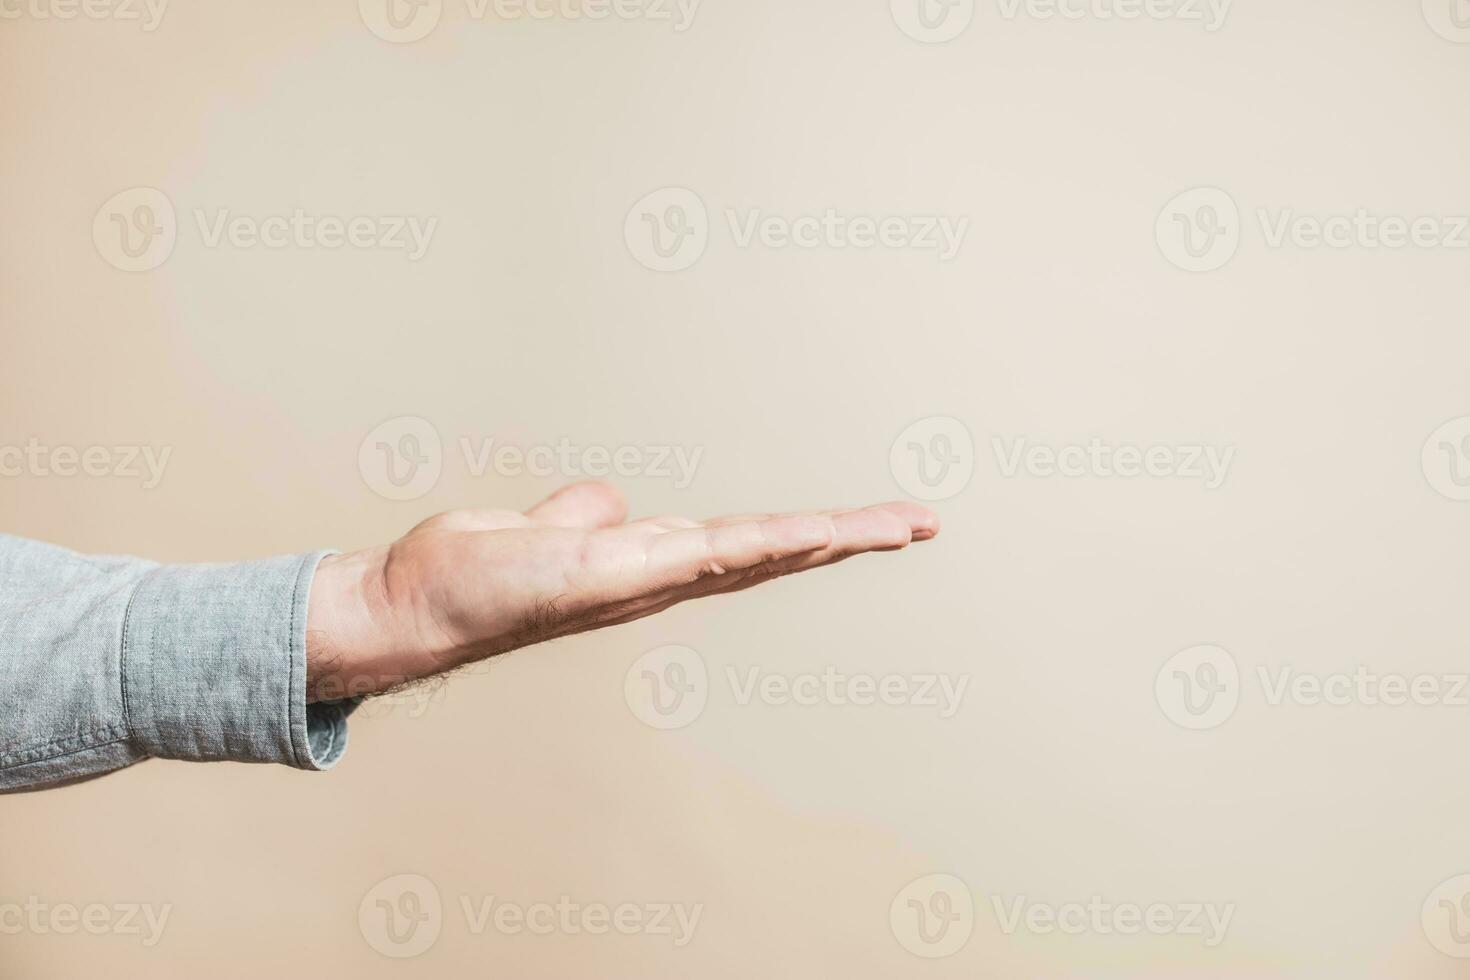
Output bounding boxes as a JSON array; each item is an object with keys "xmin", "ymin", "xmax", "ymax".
[{"xmin": 305, "ymin": 547, "xmax": 396, "ymax": 702}]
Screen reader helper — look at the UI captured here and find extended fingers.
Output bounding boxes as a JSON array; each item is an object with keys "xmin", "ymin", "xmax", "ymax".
[
  {"xmin": 644, "ymin": 505, "xmax": 931, "ymax": 603},
  {"xmin": 643, "ymin": 514, "xmax": 837, "ymax": 586},
  {"xmin": 636, "ymin": 503, "xmax": 934, "ymax": 591},
  {"xmin": 541, "ymin": 501, "xmax": 939, "ymax": 642},
  {"xmin": 581, "ymin": 506, "xmax": 937, "ymax": 631},
  {"xmin": 719, "ymin": 505, "xmax": 920, "ymax": 581},
  {"xmin": 869, "ymin": 501, "xmax": 941, "ymax": 542},
  {"xmin": 702, "ymin": 502, "xmax": 938, "ymax": 543},
  {"xmin": 545, "ymin": 500, "xmax": 936, "ymax": 626}
]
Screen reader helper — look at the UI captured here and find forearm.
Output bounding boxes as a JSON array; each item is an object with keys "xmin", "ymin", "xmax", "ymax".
[{"xmin": 0, "ymin": 535, "xmax": 350, "ymax": 792}]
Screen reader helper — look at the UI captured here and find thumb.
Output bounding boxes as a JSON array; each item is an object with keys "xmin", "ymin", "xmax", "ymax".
[{"xmin": 525, "ymin": 481, "xmax": 629, "ymax": 528}]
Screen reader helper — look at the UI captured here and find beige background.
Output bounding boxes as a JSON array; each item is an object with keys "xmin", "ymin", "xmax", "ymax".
[{"xmin": 4, "ymin": 0, "xmax": 1470, "ymax": 975}]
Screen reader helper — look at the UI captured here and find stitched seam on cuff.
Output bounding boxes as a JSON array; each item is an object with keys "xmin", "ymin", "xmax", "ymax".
[
  {"xmin": 0, "ymin": 724, "xmax": 131, "ymax": 771},
  {"xmin": 0, "ymin": 738, "xmax": 135, "ymax": 786},
  {"xmin": 118, "ymin": 564, "xmax": 165, "ymax": 754},
  {"xmin": 289, "ymin": 553, "xmax": 317, "ymax": 769},
  {"xmin": 118, "ymin": 571, "xmax": 144, "ymax": 745}
]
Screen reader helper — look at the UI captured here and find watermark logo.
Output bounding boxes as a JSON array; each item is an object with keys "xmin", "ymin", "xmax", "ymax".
[
  {"xmin": 890, "ymin": 874, "xmax": 975, "ymax": 958},
  {"xmin": 359, "ymin": 874, "xmax": 443, "ymax": 958},
  {"xmin": 359, "ymin": 0, "xmax": 442, "ymax": 42},
  {"xmin": 1156, "ymin": 187, "xmax": 1240, "ymax": 273},
  {"xmin": 891, "ymin": 0, "xmax": 975, "ymax": 43},
  {"xmin": 1424, "ymin": 875, "xmax": 1470, "ymax": 957},
  {"xmin": 625, "ymin": 645, "xmax": 709, "ymax": 730},
  {"xmin": 1423, "ymin": 417, "xmax": 1470, "ymax": 502},
  {"xmin": 93, "ymin": 187, "xmax": 177, "ymax": 273},
  {"xmin": 359, "ymin": 416, "xmax": 444, "ymax": 502},
  {"xmin": 891, "ymin": 416, "xmax": 975, "ymax": 502},
  {"xmin": 625, "ymin": 187, "xmax": 709, "ymax": 273},
  {"xmin": 1155, "ymin": 644, "xmax": 1239, "ymax": 730},
  {"xmin": 1423, "ymin": 0, "xmax": 1470, "ymax": 42}
]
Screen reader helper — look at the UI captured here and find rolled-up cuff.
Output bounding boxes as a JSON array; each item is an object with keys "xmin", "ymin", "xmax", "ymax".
[{"xmin": 121, "ymin": 551, "xmax": 350, "ymax": 771}]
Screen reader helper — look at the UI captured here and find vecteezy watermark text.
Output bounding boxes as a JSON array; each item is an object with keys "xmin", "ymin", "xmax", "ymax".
[
  {"xmin": 0, "ymin": 439, "xmax": 171, "ymax": 489},
  {"xmin": 1157, "ymin": 187, "xmax": 1470, "ymax": 273},
  {"xmin": 0, "ymin": 898, "xmax": 171, "ymax": 947},
  {"xmin": 93, "ymin": 188, "xmax": 437, "ymax": 272},
  {"xmin": 357, "ymin": 874, "xmax": 701, "ymax": 958},
  {"xmin": 358, "ymin": 0, "xmax": 701, "ymax": 43},
  {"xmin": 995, "ymin": 0, "xmax": 1230, "ymax": 29},
  {"xmin": 726, "ymin": 666, "xmax": 969, "ymax": 717},
  {"xmin": 1156, "ymin": 644, "xmax": 1470, "ymax": 730},
  {"xmin": 309, "ymin": 673, "xmax": 446, "ymax": 720},
  {"xmin": 460, "ymin": 895, "xmax": 701, "ymax": 946},
  {"xmin": 890, "ymin": 0, "xmax": 1229, "ymax": 43},
  {"xmin": 889, "ymin": 874, "xmax": 1233, "ymax": 959},
  {"xmin": 724, "ymin": 209, "xmax": 968, "ymax": 261},
  {"xmin": 192, "ymin": 210, "xmax": 436, "ymax": 260},
  {"xmin": 992, "ymin": 436, "xmax": 1235, "ymax": 489},
  {"xmin": 624, "ymin": 188, "xmax": 969, "ymax": 272},
  {"xmin": 459, "ymin": 437, "xmax": 701, "ymax": 489},
  {"xmin": 0, "ymin": 0, "xmax": 167, "ymax": 29},
  {"xmin": 358, "ymin": 416, "xmax": 704, "ymax": 501},
  {"xmin": 624, "ymin": 645, "xmax": 970, "ymax": 730},
  {"xmin": 990, "ymin": 894, "xmax": 1234, "ymax": 946},
  {"xmin": 888, "ymin": 417, "xmax": 1236, "ymax": 501}
]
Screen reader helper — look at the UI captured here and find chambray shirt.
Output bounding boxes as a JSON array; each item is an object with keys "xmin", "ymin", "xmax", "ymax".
[{"xmin": 0, "ymin": 535, "xmax": 353, "ymax": 792}]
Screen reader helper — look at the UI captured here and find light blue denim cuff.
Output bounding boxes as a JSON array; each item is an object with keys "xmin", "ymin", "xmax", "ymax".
[{"xmin": 121, "ymin": 550, "xmax": 350, "ymax": 771}]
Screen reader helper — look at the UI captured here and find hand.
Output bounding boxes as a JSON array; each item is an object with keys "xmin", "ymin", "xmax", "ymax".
[{"xmin": 305, "ymin": 482, "xmax": 938, "ymax": 701}]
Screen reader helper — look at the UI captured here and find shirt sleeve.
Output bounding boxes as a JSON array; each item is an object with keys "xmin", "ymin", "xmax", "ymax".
[{"xmin": 0, "ymin": 534, "xmax": 354, "ymax": 793}]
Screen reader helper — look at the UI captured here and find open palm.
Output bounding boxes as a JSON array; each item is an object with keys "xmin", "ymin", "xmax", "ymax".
[{"xmin": 306, "ymin": 482, "xmax": 938, "ymax": 699}]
